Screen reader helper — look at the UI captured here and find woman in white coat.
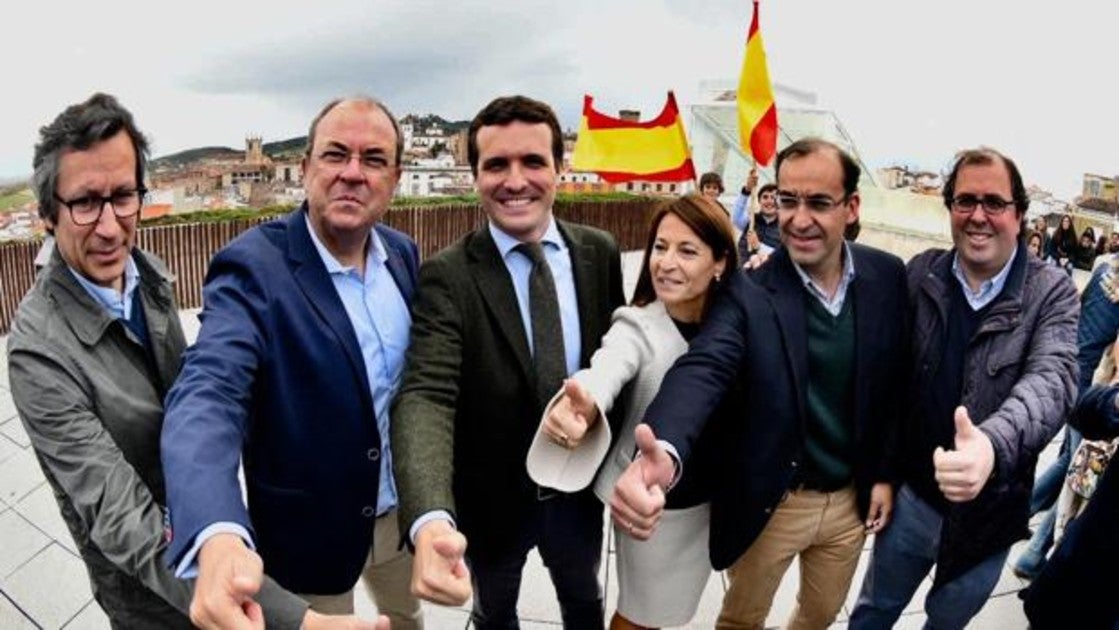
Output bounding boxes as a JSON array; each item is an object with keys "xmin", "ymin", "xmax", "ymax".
[{"xmin": 527, "ymin": 193, "xmax": 738, "ymax": 629}]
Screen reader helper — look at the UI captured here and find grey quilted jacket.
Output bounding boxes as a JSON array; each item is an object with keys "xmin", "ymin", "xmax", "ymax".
[{"xmin": 905, "ymin": 246, "xmax": 1078, "ymax": 585}]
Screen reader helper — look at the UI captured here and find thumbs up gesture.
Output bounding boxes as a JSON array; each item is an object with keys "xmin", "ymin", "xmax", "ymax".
[
  {"xmin": 933, "ymin": 406, "xmax": 996, "ymax": 503},
  {"xmin": 610, "ymin": 424, "xmax": 676, "ymax": 540},
  {"xmin": 544, "ymin": 379, "xmax": 599, "ymax": 449}
]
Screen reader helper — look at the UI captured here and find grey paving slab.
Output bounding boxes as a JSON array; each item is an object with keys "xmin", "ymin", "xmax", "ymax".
[
  {"xmin": 0, "ymin": 509, "xmax": 50, "ymax": 580},
  {"xmin": 16, "ymin": 482, "xmax": 78, "ymax": 555},
  {"xmin": 0, "ymin": 449, "xmax": 44, "ymax": 507},
  {"xmin": 970, "ymin": 591, "xmax": 1029, "ymax": 629},
  {"xmin": 0, "ymin": 433, "xmax": 19, "ymax": 465},
  {"xmin": 0, "ymin": 390, "xmax": 17, "ymax": 424},
  {"xmin": 0, "ymin": 543, "xmax": 93, "ymax": 629},
  {"xmin": 0, "ymin": 415, "xmax": 29, "ymax": 449},
  {"xmin": 62, "ymin": 600, "xmax": 110, "ymax": 630},
  {"xmin": 0, "ymin": 592, "xmax": 37, "ymax": 629}
]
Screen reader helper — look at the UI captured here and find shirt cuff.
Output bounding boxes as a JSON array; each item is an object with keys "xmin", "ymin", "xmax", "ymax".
[
  {"xmin": 174, "ymin": 522, "xmax": 255, "ymax": 578},
  {"xmin": 408, "ymin": 510, "xmax": 456, "ymax": 546},
  {"xmin": 632, "ymin": 439, "xmax": 682, "ymax": 491}
]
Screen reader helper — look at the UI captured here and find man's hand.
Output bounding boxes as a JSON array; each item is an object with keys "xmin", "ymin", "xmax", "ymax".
[
  {"xmin": 411, "ymin": 520, "xmax": 471, "ymax": 606},
  {"xmin": 743, "ymin": 248, "xmax": 770, "ymax": 270},
  {"xmin": 543, "ymin": 379, "xmax": 598, "ymax": 449},
  {"xmin": 302, "ymin": 610, "xmax": 391, "ymax": 629},
  {"xmin": 864, "ymin": 482, "xmax": 894, "ymax": 533},
  {"xmin": 933, "ymin": 406, "xmax": 996, "ymax": 503},
  {"xmin": 610, "ymin": 424, "xmax": 674, "ymax": 540},
  {"xmin": 191, "ymin": 533, "xmax": 264, "ymax": 630},
  {"xmin": 743, "ymin": 167, "xmax": 758, "ymax": 194}
]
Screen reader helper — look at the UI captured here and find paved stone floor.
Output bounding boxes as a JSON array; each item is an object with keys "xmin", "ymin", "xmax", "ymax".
[{"xmin": 0, "ymin": 252, "xmax": 1046, "ymax": 627}]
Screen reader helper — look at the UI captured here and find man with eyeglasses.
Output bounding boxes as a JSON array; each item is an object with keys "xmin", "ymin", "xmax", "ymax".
[
  {"xmin": 612, "ymin": 137, "xmax": 909, "ymax": 628},
  {"xmin": 849, "ymin": 148, "xmax": 1078, "ymax": 628},
  {"xmin": 160, "ymin": 96, "xmax": 413, "ymax": 629},
  {"xmin": 7, "ymin": 93, "xmax": 351, "ymax": 629}
]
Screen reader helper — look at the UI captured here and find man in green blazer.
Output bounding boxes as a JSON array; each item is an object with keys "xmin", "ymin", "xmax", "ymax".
[{"xmin": 392, "ymin": 95, "xmax": 625, "ymax": 629}]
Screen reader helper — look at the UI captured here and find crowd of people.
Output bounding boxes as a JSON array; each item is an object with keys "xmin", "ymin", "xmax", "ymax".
[
  {"xmin": 5, "ymin": 90, "xmax": 1116, "ymax": 630},
  {"xmin": 1028, "ymin": 212, "xmax": 1119, "ymax": 273}
]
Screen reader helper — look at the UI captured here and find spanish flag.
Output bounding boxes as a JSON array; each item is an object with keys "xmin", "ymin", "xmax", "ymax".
[
  {"xmin": 738, "ymin": 0, "xmax": 778, "ymax": 166},
  {"xmin": 571, "ymin": 92, "xmax": 696, "ymax": 184}
]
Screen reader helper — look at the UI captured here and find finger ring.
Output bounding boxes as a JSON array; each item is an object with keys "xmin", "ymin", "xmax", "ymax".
[
  {"xmin": 558, "ymin": 432, "xmax": 569, "ymax": 446},
  {"xmin": 626, "ymin": 521, "xmax": 635, "ymax": 534}
]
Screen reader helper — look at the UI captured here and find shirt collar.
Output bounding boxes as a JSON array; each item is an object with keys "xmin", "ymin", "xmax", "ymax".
[
  {"xmin": 488, "ymin": 216, "xmax": 565, "ymax": 259},
  {"xmin": 790, "ymin": 240, "xmax": 857, "ymax": 301},
  {"xmin": 951, "ymin": 246, "xmax": 1017, "ymax": 310},
  {"xmin": 304, "ymin": 213, "xmax": 386, "ymax": 275},
  {"xmin": 68, "ymin": 252, "xmax": 140, "ymax": 320}
]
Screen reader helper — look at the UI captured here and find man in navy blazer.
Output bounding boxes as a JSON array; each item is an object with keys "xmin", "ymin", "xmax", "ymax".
[
  {"xmin": 161, "ymin": 97, "xmax": 417, "ymax": 629},
  {"xmin": 612, "ymin": 138, "xmax": 909, "ymax": 629}
]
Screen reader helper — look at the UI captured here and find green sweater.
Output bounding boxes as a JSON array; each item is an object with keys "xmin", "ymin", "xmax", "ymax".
[{"xmin": 801, "ymin": 292, "xmax": 856, "ymax": 490}]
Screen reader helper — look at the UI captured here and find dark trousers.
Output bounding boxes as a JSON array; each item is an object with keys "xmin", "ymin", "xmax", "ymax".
[{"xmin": 467, "ymin": 491, "xmax": 604, "ymax": 630}]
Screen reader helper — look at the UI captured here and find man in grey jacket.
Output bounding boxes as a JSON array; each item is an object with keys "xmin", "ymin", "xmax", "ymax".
[
  {"xmin": 7, "ymin": 93, "xmax": 376, "ymax": 630},
  {"xmin": 849, "ymin": 148, "xmax": 1079, "ymax": 629}
]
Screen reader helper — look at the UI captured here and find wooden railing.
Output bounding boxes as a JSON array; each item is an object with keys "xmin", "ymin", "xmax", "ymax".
[{"xmin": 0, "ymin": 198, "xmax": 656, "ymax": 335}]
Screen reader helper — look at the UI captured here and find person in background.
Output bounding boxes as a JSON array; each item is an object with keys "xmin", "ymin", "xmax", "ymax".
[
  {"xmin": 1027, "ymin": 231, "xmax": 1044, "ymax": 259},
  {"xmin": 1047, "ymin": 213, "xmax": 1077, "ymax": 274},
  {"xmin": 1033, "ymin": 216, "xmax": 1050, "ymax": 257},
  {"xmin": 1021, "ymin": 380, "xmax": 1119, "ymax": 628},
  {"xmin": 1014, "ymin": 241, "xmax": 1119, "ymax": 580},
  {"xmin": 699, "ymin": 172, "xmax": 724, "ymax": 201},
  {"xmin": 527, "ymin": 193, "xmax": 736, "ymax": 630},
  {"xmin": 730, "ymin": 167, "xmax": 758, "ymax": 235},
  {"xmin": 1075, "ymin": 228, "xmax": 1097, "ymax": 271}
]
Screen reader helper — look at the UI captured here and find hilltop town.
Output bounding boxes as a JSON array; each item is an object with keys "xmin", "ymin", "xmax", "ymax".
[{"xmin": 2, "ymin": 93, "xmax": 1119, "ymax": 242}]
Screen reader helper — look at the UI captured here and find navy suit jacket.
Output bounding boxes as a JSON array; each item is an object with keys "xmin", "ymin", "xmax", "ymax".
[
  {"xmin": 645, "ymin": 244, "xmax": 909, "ymax": 570},
  {"xmin": 161, "ymin": 206, "xmax": 419, "ymax": 594}
]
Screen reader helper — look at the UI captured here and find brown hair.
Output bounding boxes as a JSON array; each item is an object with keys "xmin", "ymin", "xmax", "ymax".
[{"xmin": 631, "ymin": 194, "xmax": 738, "ymax": 313}]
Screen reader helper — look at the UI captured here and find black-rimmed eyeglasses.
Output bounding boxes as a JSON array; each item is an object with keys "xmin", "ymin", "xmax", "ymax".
[
  {"xmin": 950, "ymin": 194, "xmax": 1016, "ymax": 215},
  {"xmin": 54, "ymin": 188, "xmax": 147, "ymax": 226}
]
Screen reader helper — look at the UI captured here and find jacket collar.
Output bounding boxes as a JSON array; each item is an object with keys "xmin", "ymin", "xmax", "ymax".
[{"xmin": 45, "ymin": 246, "xmax": 175, "ymax": 348}]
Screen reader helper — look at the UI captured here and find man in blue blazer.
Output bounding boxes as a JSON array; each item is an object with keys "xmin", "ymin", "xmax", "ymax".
[
  {"xmin": 612, "ymin": 138, "xmax": 910, "ymax": 629},
  {"xmin": 161, "ymin": 97, "xmax": 417, "ymax": 629}
]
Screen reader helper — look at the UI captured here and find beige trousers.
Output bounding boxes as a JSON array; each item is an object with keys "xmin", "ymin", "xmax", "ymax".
[
  {"xmin": 717, "ymin": 485, "xmax": 865, "ymax": 630},
  {"xmin": 299, "ymin": 508, "xmax": 423, "ymax": 630}
]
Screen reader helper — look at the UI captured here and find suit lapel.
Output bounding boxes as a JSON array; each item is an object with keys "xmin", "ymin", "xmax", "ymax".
[
  {"xmin": 850, "ymin": 247, "xmax": 884, "ymax": 441},
  {"xmin": 377, "ymin": 226, "xmax": 416, "ymax": 303},
  {"xmin": 286, "ymin": 208, "xmax": 372, "ymax": 401},
  {"xmin": 467, "ymin": 227, "xmax": 535, "ymax": 381},
  {"xmin": 762, "ymin": 249, "xmax": 810, "ymax": 422}
]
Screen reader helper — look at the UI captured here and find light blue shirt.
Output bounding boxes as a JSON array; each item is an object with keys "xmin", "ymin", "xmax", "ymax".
[
  {"xmin": 791, "ymin": 241, "xmax": 858, "ymax": 316},
  {"xmin": 488, "ymin": 218, "xmax": 581, "ymax": 377},
  {"xmin": 731, "ymin": 192, "xmax": 752, "ymax": 232},
  {"xmin": 305, "ymin": 214, "xmax": 410, "ymax": 516},
  {"xmin": 69, "ymin": 254, "xmax": 140, "ymax": 320},
  {"xmin": 951, "ymin": 246, "xmax": 1017, "ymax": 311}
]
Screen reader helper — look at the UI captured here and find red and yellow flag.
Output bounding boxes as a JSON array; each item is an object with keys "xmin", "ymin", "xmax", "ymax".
[
  {"xmin": 571, "ymin": 92, "xmax": 696, "ymax": 184},
  {"xmin": 738, "ymin": 0, "xmax": 778, "ymax": 166}
]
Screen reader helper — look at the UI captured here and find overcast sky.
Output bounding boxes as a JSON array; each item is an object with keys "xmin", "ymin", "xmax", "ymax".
[{"xmin": 3, "ymin": 0, "xmax": 1114, "ymax": 199}]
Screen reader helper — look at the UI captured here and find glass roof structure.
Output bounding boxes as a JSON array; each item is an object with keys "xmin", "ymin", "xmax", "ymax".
[{"xmin": 687, "ymin": 87, "xmax": 878, "ymax": 195}]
